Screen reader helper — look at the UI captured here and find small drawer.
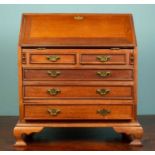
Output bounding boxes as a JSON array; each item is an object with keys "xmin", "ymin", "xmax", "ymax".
[
  {"xmin": 23, "ymin": 85, "xmax": 133, "ymax": 100},
  {"xmin": 24, "ymin": 104, "xmax": 133, "ymax": 120},
  {"xmin": 30, "ymin": 54, "xmax": 75, "ymax": 64},
  {"xmin": 80, "ymin": 49, "xmax": 131, "ymax": 65},
  {"xmin": 22, "ymin": 49, "xmax": 76, "ymax": 65},
  {"xmin": 23, "ymin": 69, "xmax": 133, "ymax": 81}
]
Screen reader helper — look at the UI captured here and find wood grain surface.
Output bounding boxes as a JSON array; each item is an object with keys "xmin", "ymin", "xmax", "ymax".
[
  {"xmin": 0, "ymin": 116, "xmax": 154, "ymax": 150},
  {"xmin": 15, "ymin": 14, "xmax": 142, "ymax": 146}
]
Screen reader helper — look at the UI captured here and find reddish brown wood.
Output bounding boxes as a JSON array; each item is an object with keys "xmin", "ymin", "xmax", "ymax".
[
  {"xmin": 1, "ymin": 116, "xmax": 154, "ymax": 150},
  {"xmin": 30, "ymin": 54, "xmax": 76, "ymax": 65},
  {"xmin": 114, "ymin": 126, "xmax": 144, "ymax": 146},
  {"xmin": 23, "ymin": 85, "xmax": 133, "ymax": 99},
  {"xmin": 24, "ymin": 104, "xmax": 133, "ymax": 120},
  {"xmin": 14, "ymin": 13, "xmax": 143, "ymax": 146},
  {"xmin": 17, "ymin": 47, "xmax": 24, "ymax": 121},
  {"xmin": 19, "ymin": 13, "xmax": 136, "ymax": 47},
  {"xmin": 23, "ymin": 69, "xmax": 133, "ymax": 81},
  {"xmin": 13, "ymin": 126, "xmax": 43, "ymax": 146},
  {"xmin": 22, "ymin": 49, "xmax": 132, "ymax": 66},
  {"xmin": 24, "ymin": 99, "xmax": 134, "ymax": 105},
  {"xmin": 81, "ymin": 52, "xmax": 128, "ymax": 65}
]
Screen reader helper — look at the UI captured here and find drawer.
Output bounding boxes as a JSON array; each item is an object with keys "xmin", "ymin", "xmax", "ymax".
[
  {"xmin": 80, "ymin": 49, "xmax": 131, "ymax": 65},
  {"xmin": 23, "ymin": 69, "xmax": 133, "ymax": 81},
  {"xmin": 22, "ymin": 49, "xmax": 77, "ymax": 65},
  {"xmin": 23, "ymin": 85, "xmax": 133, "ymax": 99},
  {"xmin": 30, "ymin": 54, "xmax": 75, "ymax": 64},
  {"xmin": 24, "ymin": 104, "xmax": 133, "ymax": 120}
]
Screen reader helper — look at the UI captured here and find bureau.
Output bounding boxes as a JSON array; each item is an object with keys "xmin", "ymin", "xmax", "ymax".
[{"xmin": 13, "ymin": 13, "xmax": 143, "ymax": 146}]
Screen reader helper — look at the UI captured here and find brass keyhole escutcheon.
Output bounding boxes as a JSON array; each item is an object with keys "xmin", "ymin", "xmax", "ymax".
[
  {"xmin": 74, "ymin": 16, "xmax": 84, "ymax": 20},
  {"xmin": 46, "ymin": 55, "xmax": 60, "ymax": 62},
  {"xmin": 96, "ymin": 55, "xmax": 111, "ymax": 62},
  {"xmin": 96, "ymin": 89, "xmax": 110, "ymax": 96},
  {"xmin": 97, "ymin": 109, "xmax": 111, "ymax": 116},
  {"xmin": 97, "ymin": 71, "xmax": 111, "ymax": 78},
  {"xmin": 48, "ymin": 70, "xmax": 61, "ymax": 78},
  {"xmin": 47, "ymin": 88, "xmax": 61, "ymax": 96},
  {"xmin": 48, "ymin": 108, "xmax": 61, "ymax": 116}
]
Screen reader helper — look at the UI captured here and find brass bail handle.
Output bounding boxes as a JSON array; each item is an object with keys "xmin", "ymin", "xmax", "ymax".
[
  {"xmin": 97, "ymin": 71, "xmax": 111, "ymax": 77},
  {"xmin": 97, "ymin": 109, "xmax": 111, "ymax": 116},
  {"xmin": 46, "ymin": 55, "xmax": 60, "ymax": 62},
  {"xmin": 47, "ymin": 88, "xmax": 61, "ymax": 96},
  {"xmin": 48, "ymin": 70, "xmax": 61, "ymax": 78},
  {"xmin": 96, "ymin": 88, "xmax": 110, "ymax": 96},
  {"xmin": 96, "ymin": 55, "xmax": 111, "ymax": 62},
  {"xmin": 48, "ymin": 108, "xmax": 61, "ymax": 116}
]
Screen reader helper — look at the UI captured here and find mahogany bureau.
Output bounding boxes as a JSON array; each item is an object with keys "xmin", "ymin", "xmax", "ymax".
[{"xmin": 13, "ymin": 13, "xmax": 143, "ymax": 146}]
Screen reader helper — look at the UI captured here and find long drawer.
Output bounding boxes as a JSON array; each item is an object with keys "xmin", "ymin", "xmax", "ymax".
[
  {"xmin": 23, "ymin": 69, "xmax": 133, "ymax": 81},
  {"xmin": 24, "ymin": 104, "xmax": 133, "ymax": 120},
  {"xmin": 23, "ymin": 85, "xmax": 133, "ymax": 99}
]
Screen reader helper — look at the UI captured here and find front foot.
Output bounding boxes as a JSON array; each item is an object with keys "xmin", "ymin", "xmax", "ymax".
[
  {"xmin": 130, "ymin": 139, "xmax": 142, "ymax": 146},
  {"xmin": 114, "ymin": 125, "xmax": 143, "ymax": 146},
  {"xmin": 13, "ymin": 126, "xmax": 44, "ymax": 146}
]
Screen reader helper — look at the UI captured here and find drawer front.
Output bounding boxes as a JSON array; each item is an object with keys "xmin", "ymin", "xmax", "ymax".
[
  {"xmin": 81, "ymin": 54, "xmax": 126, "ymax": 65},
  {"xmin": 80, "ymin": 49, "xmax": 131, "ymax": 65},
  {"xmin": 23, "ymin": 85, "xmax": 133, "ymax": 99},
  {"xmin": 30, "ymin": 54, "xmax": 76, "ymax": 64},
  {"xmin": 23, "ymin": 69, "xmax": 133, "ymax": 81},
  {"xmin": 24, "ymin": 104, "xmax": 133, "ymax": 120}
]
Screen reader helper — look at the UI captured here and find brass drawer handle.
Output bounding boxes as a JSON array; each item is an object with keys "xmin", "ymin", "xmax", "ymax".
[
  {"xmin": 47, "ymin": 88, "xmax": 61, "ymax": 96},
  {"xmin": 96, "ymin": 89, "xmax": 110, "ymax": 96},
  {"xmin": 46, "ymin": 55, "xmax": 60, "ymax": 62},
  {"xmin": 48, "ymin": 70, "xmax": 60, "ymax": 77},
  {"xmin": 96, "ymin": 55, "xmax": 111, "ymax": 62},
  {"xmin": 48, "ymin": 108, "xmax": 60, "ymax": 116},
  {"xmin": 97, "ymin": 109, "xmax": 111, "ymax": 116},
  {"xmin": 97, "ymin": 71, "xmax": 111, "ymax": 77}
]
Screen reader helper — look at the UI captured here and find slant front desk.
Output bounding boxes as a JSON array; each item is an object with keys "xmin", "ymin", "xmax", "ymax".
[{"xmin": 13, "ymin": 14, "xmax": 143, "ymax": 146}]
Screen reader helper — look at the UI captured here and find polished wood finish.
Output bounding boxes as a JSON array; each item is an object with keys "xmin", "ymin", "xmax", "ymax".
[
  {"xmin": 24, "ymin": 99, "xmax": 134, "ymax": 105},
  {"xmin": 20, "ymin": 14, "xmax": 136, "ymax": 47},
  {"xmin": 80, "ymin": 51, "xmax": 129, "ymax": 65},
  {"xmin": 114, "ymin": 126, "xmax": 143, "ymax": 146},
  {"xmin": 23, "ymin": 69, "xmax": 133, "ymax": 81},
  {"xmin": 24, "ymin": 104, "xmax": 133, "ymax": 120},
  {"xmin": 14, "ymin": 13, "xmax": 143, "ymax": 146},
  {"xmin": 22, "ymin": 49, "xmax": 132, "ymax": 66},
  {"xmin": 30, "ymin": 54, "xmax": 75, "ymax": 64},
  {"xmin": 23, "ymin": 85, "xmax": 133, "ymax": 99},
  {"xmin": 1, "ymin": 116, "xmax": 155, "ymax": 151},
  {"xmin": 13, "ymin": 126, "xmax": 43, "ymax": 146}
]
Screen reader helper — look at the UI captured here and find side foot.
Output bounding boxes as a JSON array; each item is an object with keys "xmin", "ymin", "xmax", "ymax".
[
  {"xmin": 114, "ymin": 124, "xmax": 143, "ymax": 146},
  {"xmin": 130, "ymin": 139, "xmax": 142, "ymax": 146},
  {"xmin": 13, "ymin": 126, "xmax": 43, "ymax": 146}
]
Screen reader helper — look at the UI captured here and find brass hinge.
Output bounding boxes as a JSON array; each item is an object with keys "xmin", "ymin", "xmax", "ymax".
[
  {"xmin": 110, "ymin": 48, "xmax": 121, "ymax": 50},
  {"xmin": 130, "ymin": 53, "xmax": 134, "ymax": 64},
  {"xmin": 36, "ymin": 48, "xmax": 47, "ymax": 50},
  {"xmin": 22, "ymin": 53, "xmax": 26, "ymax": 64}
]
